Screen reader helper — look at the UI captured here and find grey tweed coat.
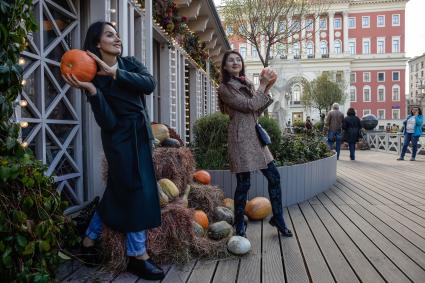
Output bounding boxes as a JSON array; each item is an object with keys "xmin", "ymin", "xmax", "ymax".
[{"xmin": 218, "ymin": 78, "xmax": 274, "ymax": 173}]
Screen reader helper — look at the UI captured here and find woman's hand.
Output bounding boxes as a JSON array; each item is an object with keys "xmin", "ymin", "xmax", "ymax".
[
  {"xmin": 260, "ymin": 68, "xmax": 277, "ymax": 91},
  {"xmin": 87, "ymin": 51, "xmax": 117, "ymax": 78},
  {"xmin": 62, "ymin": 73, "xmax": 97, "ymax": 95}
]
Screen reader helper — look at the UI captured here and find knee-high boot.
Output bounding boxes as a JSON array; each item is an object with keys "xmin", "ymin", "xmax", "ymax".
[{"xmin": 234, "ymin": 172, "xmax": 250, "ymax": 237}]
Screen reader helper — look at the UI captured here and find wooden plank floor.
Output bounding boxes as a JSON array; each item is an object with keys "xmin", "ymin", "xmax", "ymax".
[{"xmin": 59, "ymin": 151, "xmax": 425, "ymax": 282}]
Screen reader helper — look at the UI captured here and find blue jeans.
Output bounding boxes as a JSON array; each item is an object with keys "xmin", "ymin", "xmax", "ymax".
[
  {"xmin": 400, "ymin": 133, "xmax": 420, "ymax": 159},
  {"xmin": 348, "ymin": 142, "xmax": 356, "ymax": 160},
  {"xmin": 86, "ymin": 212, "xmax": 147, "ymax": 256},
  {"xmin": 234, "ymin": 161, "xmax": 287, "ymax": 234},
  {"xmin": 327, "ymin": 130, "xmax": 342, "ymax": 159}
]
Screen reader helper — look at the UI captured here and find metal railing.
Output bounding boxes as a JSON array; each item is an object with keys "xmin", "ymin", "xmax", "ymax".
[{"xmin": 366, "ymin": 132, "xmax": 425, "ymax": 157}]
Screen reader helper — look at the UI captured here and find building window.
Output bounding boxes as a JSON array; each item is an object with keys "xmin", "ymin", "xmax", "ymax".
[
  {"xmin": 363, "ymin": 38, "xmax": 370, "ymax": 54},
  {"xmin": 292, "ymin": 21, "xmax": 301, "ymax": 33},
  {"xmin": 226, "ymin": 26, "xmax": 233, "ymax": 34},
  {"xmin": 306, "ymin": 41, "xmax": 314, "ymax": 56},
  {"xmin": 363, "ymin": 109, "xmax": 371, "ymax": 116},
  {"xmin": 349, "ymin": 39, "xmax": 356, "ymax": 55},
  {"xmin": 392, "ymin": 109, "xmax": 400, "ymax": 120},
  {"xmin": 377, "ymin": 15, "xmax": 385, "ymax": 27},
  {"xmin": 363, "ymin": 86, "xmax": 371, "ymax": 102},
  {"xmin": 334, "ymin": 18, "xmax": 341, "ymax": 29},
  {"xmin": 392, "ymin": 85, "xmax": 400, "ymax": 101},
  {"xmin": 377, "ymin": 109, "xmax": 385, "ymax": 120},
  {"xmin": 350, "ymin": 86, "xmax": 357, "ymax": 102},
  {"xmin": 278, "ymin": 21, "xmax": 287, "ymax": 33},
  {"xmin": 392, "ymin": 71, "xmax": 400, "ymax": 81},
  {"xmin": 320, "ymin": 18, "xmax": 327, "ymax": 30},
  {"xmin": 350, "ymin": 72, "xmax": 356, "ymax": 83},
  {"xmin": 253, "ymin": 73, "xmax": 259, "ymax": 86},
  {"xmin": 378, "ymin": 86, "xmax": 385, "ymax": 101},
  {"xmin": 252, "ymin": 46, "xmax": 258, "ymax": 58},
  {"xmin": 306, "ymin": 18, "xmax": 313, "ymax": 31},
  {"xmin": 392, "ymin": 14, "xmax": 400, "ymax": 26},
  {"xmin": 362, "ymin": 16, "xmax": 370, "ymax": 28},
  {"xmin": 392, "ymin": 36, "xmax": 400, "ymax": 53},
  {"xmin": 240, "ymin": 46, "xmax": 247, "ymax": 59},
  {"xmin": 363, "ymin": 72, "xmax": 371, "ymax": 82},
  {"xmin": 276, "ymin": 44, "xmax": 284, "ymax": 56},
  {"xmin": 320, "ymin": 40, "xmax": 328, "ymax": 55},
  {"xmin": 334, "ymin": 40, "xmax": 342, "ymax": 54},
  {"xmin": 293, "ymin": 42, "xmax": 300, "ymax": 56},
  {"xmin": 378, "ymin": 72, "xmax": 385, "ymax": 82},
  {"xmin": 292, "ymin": 84, "xmax": 301, "ymax": 101},
  {"xmin": 348, "ymin": 17, "xmax": 356, "ymax": 28},
  {"xmin": 377, "ymin": 37, "xmax": 385, "ymax": 54}
]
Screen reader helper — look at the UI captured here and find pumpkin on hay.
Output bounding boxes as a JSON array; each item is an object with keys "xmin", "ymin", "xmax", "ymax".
[
  {"xmin": 193, "ymin": 170, "xmax": 211, "ymax": 185},
  {"xmin": 158, "ymin": 178, "xmax": 180, "ymax": 199},
  {"xmin": 245, "ymin": 197, "xmax": 272, "ymax": 220},
  {"xmin": 60, "ymin": 49, "xmax": 97, "ymax": 82},
  {"xmin": 152, "ymin": 123, "xmax": 170, "ymax": 143},
  {"xmin": 193, "ymin": 210, "xmax": 209, "ymax": 229}
]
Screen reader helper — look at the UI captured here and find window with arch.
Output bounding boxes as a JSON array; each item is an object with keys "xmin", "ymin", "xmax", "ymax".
[
  {"xmin": 320, "ymin": 41, "xmax": 328, "ymax": 55},
  {"xmin": 363, "ymin": 86, "xmax": 371, "ymax": 102},
  {"xmin": 377, "ymin": 85, "xmax": 385, "ymax": 101},
  {"xmin": 350, "ymin": 86, "xmax": 357, "ymax": 102},
  {"xmin": 334, "ymin": 40, "xmax": 342, "ymax": 54},
  {"xmin": 293, "ymin": 42, "xmax": 300, "ymax": 56},
  {"xmin": 392, "ymin": 85, "xmax": 400, "ymax": 101},
  {"xmin": 306, "ymin": 41, "xmax": 314, "ymax": 56},
  {"xmin": 292, "ymin": 84, "xmax": 302, "ymax": 102}
]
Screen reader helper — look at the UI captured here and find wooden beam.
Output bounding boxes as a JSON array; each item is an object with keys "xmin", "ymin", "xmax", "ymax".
[
  {"xmin": 177, "ymin": 0, "xmax": 201, "ymax": 20},
  {"xmin": 174, "ymin": 0, "xmax": 191, "ymax": 8},
  {"xmin": 206, "ymin": 35, "xmax": 217, "ymax": 49},
  {"xmin": 187, "ymin": 16, "xmax": 209, "ymax": 32},
  {"xmin": 197, "ymin": 28, "xmax": 214, "ymax": 42},
  {"xmin": 209, "ymin": 45, "xmax": 222, "ymax": 57}
]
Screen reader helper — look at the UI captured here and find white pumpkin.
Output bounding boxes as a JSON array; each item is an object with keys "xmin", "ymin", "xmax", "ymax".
[{"xmin": 227, "ymin": 236, "xmax": 251, "ymax": 255}]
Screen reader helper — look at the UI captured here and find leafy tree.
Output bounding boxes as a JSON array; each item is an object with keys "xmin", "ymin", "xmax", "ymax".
[
  {"xmin": 301, "ymin": 72, "xmax": 346, "ymax": 114},
  {"xmin": 1, "ymin": 1, "xmax": 78, "ymax": 281},
  {"xmin": 221, "ymin": 0, "xmax": 327, "ymax": 67}
]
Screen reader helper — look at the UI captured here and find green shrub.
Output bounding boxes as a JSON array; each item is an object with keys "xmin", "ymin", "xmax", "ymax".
[
  {"xmin": 192, "ymin": 112, "xmax": 230, "ymax": 169},
  {"xmin": 291, "ymin": 120, "xmax": 305, "ymax": 134},
  {"xmin": 258, "ymin": 115, "xmax": 281, "ymax": 159}
]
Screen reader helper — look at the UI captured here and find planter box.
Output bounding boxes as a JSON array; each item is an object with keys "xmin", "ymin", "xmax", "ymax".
[{"xmin": 208, "ymin": 154, "xmax": 337, "ymax": 207}]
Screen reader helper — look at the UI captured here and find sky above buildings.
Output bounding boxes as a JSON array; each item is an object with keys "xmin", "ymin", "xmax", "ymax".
[{"xmin": 214, "ymin": 0, "xmax": 425, "ymax": 59}]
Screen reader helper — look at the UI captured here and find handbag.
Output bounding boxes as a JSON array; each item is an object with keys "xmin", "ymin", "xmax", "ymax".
[{"xmin": 255, "ymin": 123, "xmax": 272, "ymax": 146}]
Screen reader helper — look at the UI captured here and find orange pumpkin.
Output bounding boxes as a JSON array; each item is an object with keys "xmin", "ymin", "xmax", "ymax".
[
  {"xmin": 60, "ymin": 49, "xmax": 97, "ymax": 82},
  {"xmin": 245, "ymin": 197, "xmax": 272, "ymax": 220},
  {"xmin": 193, "ymin": 170, "xmax": 211, "ymax": 185},
  {"xmin": 193, "ymin": 210, "xmax": 209, "ymax": 229}
]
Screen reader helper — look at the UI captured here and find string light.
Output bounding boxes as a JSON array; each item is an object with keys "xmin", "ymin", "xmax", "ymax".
[
  {"xmin": 110, "ymin": 8, "xmax": 116, "ymax": 13},
  {"xmin": 21, "ymin": 141, "xmax": 28, "ymax": 148},
  {"xmin": 111, "ymin": 21, "xmax": 117, "ymax": 26},
  {"xmin": 18, "ymin": 58, "xmax": 26, "ymax": 65},
  {"xmin": 19, "ymin": 100, "xmax": 28, "ymax": 107},
  {"xmin": 21, "ymin": 79, "xmax": 26, "ymax": 86},
  {"xmin": 19, "ymin": 121, "xmax": 29, "ymax": 128}
]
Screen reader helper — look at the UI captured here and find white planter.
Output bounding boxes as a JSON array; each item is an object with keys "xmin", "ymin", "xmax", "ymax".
[{"xmin": 208, "ymin": 154, "xmax": 337, "ymax": 207}]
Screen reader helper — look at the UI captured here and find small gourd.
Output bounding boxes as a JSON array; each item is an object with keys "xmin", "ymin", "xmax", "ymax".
[{"xmin": 208, "ymin": 221, "xmax": 232, "ymax": 240}]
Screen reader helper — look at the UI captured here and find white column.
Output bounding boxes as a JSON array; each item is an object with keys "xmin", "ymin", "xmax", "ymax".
[
  {"xmin": 145, "ymin": 0, "xmax": 154, "ymax": 118},
  {"xmin": 343, "ymin": 11, "xmax": 349, "ymax": 54},
  {"xmin": 301, "ymin": 17, "xmax": 306, "ymax": 58},
  {"xmin": 119, "ymin": 0, "xmax": 128, "ymax": 56},
  {"xmin": 329, "ymin": 12, "xmax": 334, "ymax": 55},
  {"xmin": 315, "ymin": 15, "xmax": 320, "ymax": 56}
]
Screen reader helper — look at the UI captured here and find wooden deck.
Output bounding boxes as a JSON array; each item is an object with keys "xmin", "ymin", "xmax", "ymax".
[{"xmin": 58, "ymin": 150, "xmax": 425, "ymax": 283}]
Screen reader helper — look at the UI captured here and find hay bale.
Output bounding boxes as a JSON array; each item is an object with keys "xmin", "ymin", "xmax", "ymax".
[
  {"xmin": 100, "ymin": 226, "xmax": 127, "ymax": 273},
  {"xmin": 153, "ymin": 147, "xmax": 196, "ymax": 194},
  {"xmin": 188, "ymin": 183, "xmax": 225, "ymax": 221}
]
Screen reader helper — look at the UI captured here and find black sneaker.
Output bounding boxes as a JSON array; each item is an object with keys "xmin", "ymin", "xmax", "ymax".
[
  {"xmin": 127, "ymin": 257, "xmax": 165, "ymax": 280},
  {"xmin": 269, "ymin": 217, "xmax": 293, "ymax": 237}
]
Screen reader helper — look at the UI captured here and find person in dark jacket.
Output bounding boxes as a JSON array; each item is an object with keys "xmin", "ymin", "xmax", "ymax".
[
  {"xmin": 342, "ymin": 108, "xmax": 362, "ymax": 160},
  {"xmin": 305, "ymin": 116, "xmax": 313, "ymax": 131},
  {"xmin": 62, "ymin": 21, "xmax": 164, "ymax": 280}
]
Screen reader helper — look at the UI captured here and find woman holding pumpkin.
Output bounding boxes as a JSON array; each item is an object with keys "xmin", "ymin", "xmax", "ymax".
[
  {"xmin": 62, "ymin": 22, "xmax": 164, "ymax": 280},
  {"xmin": 218, "ymin": 50, "xmax": 293, "ymax": 238}
]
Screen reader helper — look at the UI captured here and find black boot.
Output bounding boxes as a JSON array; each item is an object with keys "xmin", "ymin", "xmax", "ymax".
[
  {"xmin": 127, "ymin": 257, "xmax": 165, "ymax": 280},
  {"xmin": 269, "ymin": 217, "xmax": 293, "ymax": 237},
  {"xmin": 234, "ymin": 172, "xmax": 250, "ymax": 238}
]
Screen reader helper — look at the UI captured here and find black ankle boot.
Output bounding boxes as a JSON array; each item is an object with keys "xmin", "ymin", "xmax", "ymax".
[
  {"xmin": 269, "ymin": 217, "xmax": 293, "ymax": 237},
  {"xmin": 127, "ymin": 257, "xmax": 165, "ymax": 280},
  {"xmin": 235, "ymin": 221, "xmax": 248, "ymax": 238}
]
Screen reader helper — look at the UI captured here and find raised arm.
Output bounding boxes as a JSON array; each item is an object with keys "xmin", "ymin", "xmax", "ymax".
[
  {"xmin": 115, "ymin": 57, "xmax": 156, "ymax": 93},
  {"xmin": 218, "ymin": 84, "xmax": 273, "ymax": 113}
]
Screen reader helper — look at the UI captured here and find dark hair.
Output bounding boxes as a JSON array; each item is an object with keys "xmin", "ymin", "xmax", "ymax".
[
  {"xmin": 83, "ymin": 21, "xmax": 119, "ymax": 60},
  {"xmin": 220, "ymin": 50, "xmax": 245, "ymax": 83},
  {"xmin": 410, "ymin": 106, "xmax": 422, "ymax": 116},
  {"xmin": 347, "ymin": 107, "xmax": 356, "ymax": 116}
]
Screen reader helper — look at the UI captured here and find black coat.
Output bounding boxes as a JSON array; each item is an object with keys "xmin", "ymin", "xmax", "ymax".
[
  {"xmin": 87, "ymin": 56, "xmax": 161, "ymax": 232},
  {"xmin": 342, "ymin": 115, "xmax": 362, "ymax": 143}
]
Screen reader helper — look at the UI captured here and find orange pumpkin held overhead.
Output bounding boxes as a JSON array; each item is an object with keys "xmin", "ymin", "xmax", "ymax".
[
  {"xmin": 60, "ymin": 49, "xmax": 97, "ymax": 82},
  {"xmin": 193, "ymin": 170, "xmax": 211, "ymax": 185},
  {"xmin": 193, "ymin": 210, "xmax": 209, "ymax": 229}
]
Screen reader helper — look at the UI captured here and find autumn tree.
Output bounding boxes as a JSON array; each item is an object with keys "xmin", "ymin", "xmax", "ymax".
[{"xmin": 221, "ymin": 0, "xmax": 327, "ymax": 67}]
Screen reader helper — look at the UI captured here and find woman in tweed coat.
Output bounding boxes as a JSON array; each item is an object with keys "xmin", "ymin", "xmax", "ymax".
[{"xmin": 218, "ymin": 50, "xmax": 292, "ymax": 238}]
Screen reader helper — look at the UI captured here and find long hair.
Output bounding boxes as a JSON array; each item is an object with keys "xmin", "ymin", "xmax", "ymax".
[
  {"xmin": 220, "ymin": 50, "xmax": 246, "ymax": 84},
  {"xmin": 410, "ymin": 106, "xmax": 423, "ymax": 116},
  {"xmin": 218, "ymin": 50, "xmax": 246, "ymax": 113},
  {"xmin": 347, "ymin": 107, "xmax": 356, "ymax": 116},
  {"xmin": 83, "ymin": 21, "xmax": 119, "ymax": 61}
]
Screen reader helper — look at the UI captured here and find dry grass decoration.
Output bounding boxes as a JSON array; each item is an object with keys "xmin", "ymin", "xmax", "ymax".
[{"xmin": 100, "ymin": 146, "xmax": 231, "ymax": 271}]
